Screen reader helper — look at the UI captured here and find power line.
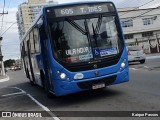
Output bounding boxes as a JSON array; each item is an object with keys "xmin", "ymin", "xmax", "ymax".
[
  {"xmin": 131, "ymin": 6, "xmax": 160, "ymax": 20},
  {"xmin": 121, "ymin": 5, "xmax": 160, "ymax": 22},
  {"xmin": 120, "ymin": 0, "xmax": 156, "ymax": 16},
  {"xmin": 0, "ymin": 22, "xmax": 17, "ymax": 36}
]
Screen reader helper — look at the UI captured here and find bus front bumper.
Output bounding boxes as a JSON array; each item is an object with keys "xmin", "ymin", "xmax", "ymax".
[{"xmin": 53, "ymin": 67, "xmax": 129, "ymax": 96}]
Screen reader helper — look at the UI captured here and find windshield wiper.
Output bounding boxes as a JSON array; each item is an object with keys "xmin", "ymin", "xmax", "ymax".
[
  {"xmin": 95, "ymin": 15, "xmax": 103, "ymax": 34},
  {"xmin": 92, "ymin": 23, "xmax": 98, "ymax": 47},
  {"xmin": 65, "ymin": 18, "xmax": 87, "ymax": 35}
]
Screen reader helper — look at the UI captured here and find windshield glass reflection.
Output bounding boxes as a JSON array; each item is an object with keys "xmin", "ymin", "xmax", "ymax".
[{"xmin": 49, "ymin": 16, "xmax": 121, "ymax": 63}]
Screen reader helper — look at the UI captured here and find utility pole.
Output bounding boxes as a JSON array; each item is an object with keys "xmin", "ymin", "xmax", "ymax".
[
  {"xmin": 0, "ymin": 37, "xmax": 5, "ymax": 76},
  {"xmin": 0, "ymin": 12, "xmax": 8, "ymax": 14},
  {"xmin": 0, "ymin": 11, "xmax": 8, "ymax": 76}
]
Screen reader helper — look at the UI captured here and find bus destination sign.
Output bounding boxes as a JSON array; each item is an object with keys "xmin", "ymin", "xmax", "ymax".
[{"xmin": 52, "ymin": 3, "xmax": 114, "ymax": 17}]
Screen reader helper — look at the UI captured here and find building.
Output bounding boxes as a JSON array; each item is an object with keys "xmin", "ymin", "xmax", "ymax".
[
  {"xmin": 119, "ymin": 7, "xmax": 160, "ymax": 53},
  {"xmin": 17, "ymin": 0, "xmax": 58, "ymax": 39}
]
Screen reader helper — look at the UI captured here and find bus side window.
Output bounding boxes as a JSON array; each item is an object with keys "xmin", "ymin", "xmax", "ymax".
[
  {"xmin": 21, "ymin": 42, "xmax": 25, "ymax": 58},
  {"xmin": 24, "ymin": 37, "xmax": 28, "ymax": 56},
  {"xmin": 33, "ymin": 27, "xmax": 40, "ymax": 53},
  {"xmin": 30, "ymin": 30, "xmax": 35, "ymax": 54}
]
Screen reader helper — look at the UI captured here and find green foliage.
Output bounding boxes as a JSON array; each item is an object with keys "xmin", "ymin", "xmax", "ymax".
[{"xmin": 4, "ymin": 59, "xmax": 15, "ymax": 68}]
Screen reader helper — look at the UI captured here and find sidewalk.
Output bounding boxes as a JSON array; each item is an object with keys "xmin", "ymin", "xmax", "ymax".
[{"xmin": 0, "ymin": 75, "xmax": 10, "ymax": 82}]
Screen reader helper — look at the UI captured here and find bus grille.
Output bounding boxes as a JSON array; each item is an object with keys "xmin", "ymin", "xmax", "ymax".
[{"xmin": 77, "ymin": 75, "xmax": 117, "ymax": 89}]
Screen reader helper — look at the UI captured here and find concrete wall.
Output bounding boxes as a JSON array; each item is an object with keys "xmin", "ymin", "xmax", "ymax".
[{"xmin": 119, "ymin": 7, "xmax": 160, "ymax": 53}]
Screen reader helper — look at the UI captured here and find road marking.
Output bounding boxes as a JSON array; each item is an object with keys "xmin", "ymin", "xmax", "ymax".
[
  {"xmin": 144, "ymin": 66, "xmax": 149, "ymax": 69},
  {"xmin": 13, "ymin": 87, "xmax": 60, "ymax": 120},
  {"xmin": 0, "ymin": 75, "xmax": 10, "ymax": 83},
  {"xmin": 13, "ymin": 87, "xmax": 26, "ymax": 93},
  {"xmin": 2, "ymin": 92, "xmax": 25, "ymax": 97},
  {"xmin": 129, "ymin": 68, "xmax": 138, "ymax": 70},
  {"xmin": 130, "ymin": 66, "xmax": 150, "ymax": 71},
  {"xmin": 27, "ymin": 94, "xmax": 60, "ymax": 119}
]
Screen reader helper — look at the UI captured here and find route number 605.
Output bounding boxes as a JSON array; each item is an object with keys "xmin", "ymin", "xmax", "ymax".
[{"xmin": 61, "ymin": 9, "xmax": 73, "ymax": 15}]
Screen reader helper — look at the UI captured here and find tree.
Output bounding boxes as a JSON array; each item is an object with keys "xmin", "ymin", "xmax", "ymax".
[{"xmin": 4, "ymin": 59, "xmax": 15, "ymax": 68}]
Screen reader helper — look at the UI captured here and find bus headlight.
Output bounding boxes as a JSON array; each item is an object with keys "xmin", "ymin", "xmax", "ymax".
[
  {"xmin": 121, "ymin": 62, "xmax": 126, "ymax": 68},
  {"xmin": 119, "ymin": 59, "xmax": 126, "ymax": 71},
  {"xmin": 60, "ymin": 73, "xmax": 66, "ymax": 79}
]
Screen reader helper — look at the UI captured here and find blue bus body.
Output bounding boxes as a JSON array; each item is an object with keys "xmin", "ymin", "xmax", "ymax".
[{"xmin": 21, "ymin": 1, "xmax": 129, "ymax": 96}]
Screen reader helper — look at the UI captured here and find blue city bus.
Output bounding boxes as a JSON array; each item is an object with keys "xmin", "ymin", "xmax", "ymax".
[{"xmin": 20, "ymin": 1, "xmax": 129, "ymax": 97}]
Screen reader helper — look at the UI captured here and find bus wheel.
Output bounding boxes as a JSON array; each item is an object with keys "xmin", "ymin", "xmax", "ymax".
[{"xmin": 40, "ymin": 71, "xmax": 55, "ymax": 99}]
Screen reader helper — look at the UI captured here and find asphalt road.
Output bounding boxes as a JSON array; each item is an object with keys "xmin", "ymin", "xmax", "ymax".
[{"xmin": 0, "ymin": 58, "xmax": 160, "ymax": 120}]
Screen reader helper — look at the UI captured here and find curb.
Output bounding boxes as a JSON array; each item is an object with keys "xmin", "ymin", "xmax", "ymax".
[{"xmin": 0, "ymin": 75, "xmax": 10, "ymax": 83}]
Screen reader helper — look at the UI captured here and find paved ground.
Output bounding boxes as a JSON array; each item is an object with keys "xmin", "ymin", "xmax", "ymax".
[
  {"xmin": 0, "ymin": 75, "xmax": 7, "ymax": 80},
  {"xmin": 0, "ymin": 57, "xmax": 160, "ymax": 120},
  {"xmin": 146, "ymin": 53, "xmax": 160, "ymax": 59}
]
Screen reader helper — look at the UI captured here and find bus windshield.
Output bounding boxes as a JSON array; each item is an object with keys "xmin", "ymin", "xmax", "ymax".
[{"xmin": 49, "ymin": 16, "xmax": 121, "ymax": 63}]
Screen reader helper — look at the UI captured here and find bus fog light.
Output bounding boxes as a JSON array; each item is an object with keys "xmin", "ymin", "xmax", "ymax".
[
  {"xmin": 60, "ymin": 73, "xmax": 66, "ymax": 79},
  {"xmin": 57, "ymin": 71, "xmax": 60, "ymax": 74}
]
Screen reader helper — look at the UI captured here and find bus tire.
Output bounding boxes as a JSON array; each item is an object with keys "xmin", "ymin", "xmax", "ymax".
[{"xmin": 40, "ymin": 71, "xmax": 54, "ymax": 98}]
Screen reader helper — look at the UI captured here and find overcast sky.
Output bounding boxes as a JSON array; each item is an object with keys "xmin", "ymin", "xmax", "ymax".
[{"xmin": 0, "ymin": 0, "xmax": 159, "ymax": 60}]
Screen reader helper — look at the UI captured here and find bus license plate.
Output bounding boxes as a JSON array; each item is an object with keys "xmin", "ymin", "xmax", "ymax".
[{"xmin": 92, "ymin": 83, "xmax": 105, "ymax": 89}]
